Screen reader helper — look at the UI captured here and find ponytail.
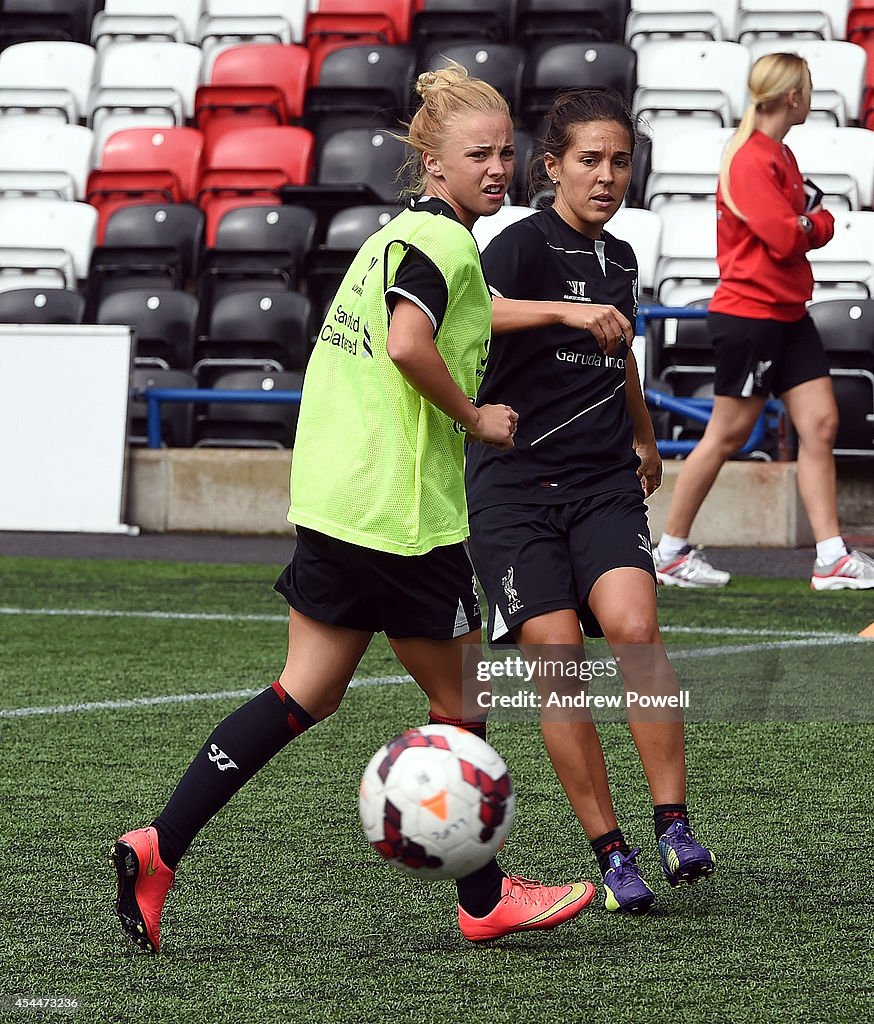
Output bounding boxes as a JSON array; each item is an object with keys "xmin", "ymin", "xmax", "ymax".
[{"xmin": 719, "ymin": 52, "xmax": 810, "ymax": 220}]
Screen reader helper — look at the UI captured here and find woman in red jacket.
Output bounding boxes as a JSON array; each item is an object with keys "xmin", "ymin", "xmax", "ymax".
[{"xmin": 654, "ymin": 52, "xmax": 874, "ymax": 591}]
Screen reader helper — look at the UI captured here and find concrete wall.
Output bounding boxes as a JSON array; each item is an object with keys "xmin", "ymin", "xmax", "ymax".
[
  {"xmin": 125, "ymin": 449, "xmax": 874, "ymax": 546},
  {"xmin": 645, "ymin": 460, "xmax": 813, "ymax": 547},
  {"xmin": 129, "ymin": 449, "xmax": 294, "ymax": 536}
]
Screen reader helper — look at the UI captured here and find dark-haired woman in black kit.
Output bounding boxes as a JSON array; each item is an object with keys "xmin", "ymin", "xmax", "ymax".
[{"xmin": 467, "ymin": 88, "xmax": 717, "ymax": 914}]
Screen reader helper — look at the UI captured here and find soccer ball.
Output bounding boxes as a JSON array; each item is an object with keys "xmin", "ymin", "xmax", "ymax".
[{"xmin": 358, "ymin": 725, "xmax": 516, "ymax": 881}]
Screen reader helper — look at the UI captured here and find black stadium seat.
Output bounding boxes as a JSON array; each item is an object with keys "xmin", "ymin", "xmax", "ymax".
[
  {"xmin": 809, "ymin": 298, "xmax": 874, "ymax": 455},
  {"xmin": 304, "ymin": 43, "xmax": 416, "ymax": 130},
  {"xmin": 315, "ymin": 127, "xmax": 409, "ymax": 204},
  {"xmin": 519, "ymin": 41, "xmax": 637, "ymax": 130},
  {"xmin": 0, "ymin": 287, "xmax": 85, "ymax": 324},
  {"xmin": 193, "ymin": 289, "xmax": 313, "ymax": 385},
  {"xmin": 304, "ymin": 204, "xmax": 402, "ymax": 325},
  {"xmin": 97, "ymin": 288, "xmax": 199, "ymax": 370},
  {"xmin": 410, "ymin": 0, "xmax": 515, "ymax": 50},
  {"xmin": 0, "ymin": 0, "xmax": 98, "ymax": 49},
  {"xmin": 514, "ymin": 0, "xmax": 629, "ymax": 45},
  {"xmin": 86, "ymin": 203, "xmax": 204, "ymax": 316},
  {"xmin": 197, "ymin": 204, "xmax": 317, "ymax": 321},
  {"xmin": 419, "ymin": 41, "xmax": 525, "ymax": 112},
  {"xmin": 193, "ymin": 369, "xmax": 305, "ymax": 449},
  {"xmin": 129, "ymin": 368, "xmax": 196, "ymax": 448}
]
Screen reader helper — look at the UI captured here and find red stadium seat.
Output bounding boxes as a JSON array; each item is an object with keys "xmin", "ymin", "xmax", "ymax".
[
  {"xmin": 303, "ymin": 1, "xmax": 417, "ymax": 84},
  {"xmin": 848, "ymin": 4, "xmax": 874, "ymax": 122},
  {"xmin": 196, "ymin": 126, "xmax": 315, "ymax": 245},
  {"xmin": 194, "ymin": 44, "xmax": 311, "ymax": 153},
  {"xmin": 308, "ymin": 0, "xmax": 417, "ymax": 44},
  {"xmin": 86, "ymin": 127, "xmax": 204, "ymax": 242}
]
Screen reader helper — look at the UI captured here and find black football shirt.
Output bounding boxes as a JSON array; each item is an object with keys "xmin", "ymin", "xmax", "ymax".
[{"xmin": 466, "ymin": 205, "xmax": 641, "ymax": 514}]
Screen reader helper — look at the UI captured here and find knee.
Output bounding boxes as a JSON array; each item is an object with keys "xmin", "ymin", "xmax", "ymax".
[
  {"xmin": 309, "ymin": 694, "xmax": 342, "ymax": 720},
  {"xmin": 604, "ymin": 619, "xmax": 661, "ymax": 648},
  {"xmin": 801, "ymin": 410, "xmax": 839, "ymax": 450},
  {"xmin": 708, "ymin": 428, "xmax": 752, "ymax": 458}
]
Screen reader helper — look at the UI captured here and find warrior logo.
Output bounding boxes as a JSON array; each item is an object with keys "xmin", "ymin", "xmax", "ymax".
[
  {"xmin": 754, "ymin": 359, "xmax": 772, "ymax": 389},
  {"xmin": 207, "ymin": 744, "xmax": 238, "ymax": 772},
  {"xmin": 502, "ymin": 566, "xmax": 524, "ymax": 615}
]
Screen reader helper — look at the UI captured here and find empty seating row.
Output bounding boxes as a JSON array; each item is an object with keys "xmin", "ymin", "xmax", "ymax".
[
  {"xmin": 650, "ymin": 296, "xmax": 874, "ymax": 455},
  {"xmin": 3, "ymin": 1, "xmax": 869, "ymax": 63},
  {"xmin": 4, "ymin": 33, "xmax": 874, "ymax": 137},
  {"xmin": 130, "ymin": 367, "xmax": 304, "ymax": 449},
  {"xmin": 1, "ymin": 2, "xmax": 637, "ymax": 55},
  {"xmin": 5, "ymin": 194, "xmax": 873, "ymax": 329}
]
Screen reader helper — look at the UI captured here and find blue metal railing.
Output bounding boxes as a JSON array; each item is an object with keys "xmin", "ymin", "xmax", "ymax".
[
  {"xmin": 141, "ymin": 387, "xmax": 301, "ymax": 449},
  {"xmin": 138, "ymin": 306, "xmax": 783, "ymax": 455},
  {"xmin": 636, "ymin": 304, "xmax": 785, "ymax": 457}
]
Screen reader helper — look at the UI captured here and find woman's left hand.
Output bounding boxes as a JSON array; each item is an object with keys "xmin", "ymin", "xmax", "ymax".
[{"xmin": 635, "ymin": 440, "xmax": 662, "ymax": 497}]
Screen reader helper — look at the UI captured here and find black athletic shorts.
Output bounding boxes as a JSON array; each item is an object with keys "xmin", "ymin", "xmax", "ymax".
[
  {"xmin": 467, "ymin": 490, "xmax": 657, "ymax": 643},
  {"xmin": 710, "ymin": 311, "xmax": 830, "ymax": 399},
  {"xmin": 274, "ymin": 526, "xmax": 482, "ymax": 640}
]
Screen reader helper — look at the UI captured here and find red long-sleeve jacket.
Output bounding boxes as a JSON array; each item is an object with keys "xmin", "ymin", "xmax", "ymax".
[{"xmin": 709, "ymin": 130, "xmax": 835, "ymax": 321}]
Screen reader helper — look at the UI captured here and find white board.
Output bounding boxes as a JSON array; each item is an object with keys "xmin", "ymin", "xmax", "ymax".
[{"xmin": 0, "ymin": 324, "xmax": 137, "ymax": 533}]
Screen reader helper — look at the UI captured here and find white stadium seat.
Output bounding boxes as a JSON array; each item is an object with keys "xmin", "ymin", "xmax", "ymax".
[
  {"xmin": 0, "ymin": 198, "xmax": 97, "ymax": 293},
  {"xmin": 746, "ymin": 38, "xmax": 867, "ymax": 125},
  {"xmin": 786, "ymin": 124, "xmax": 874, "ymax": 209},
  {"xmin": 634, "ymin": 41, "xmax": 751, "ymax": 156},
  {"xmin": 88, "ymin": 42, "xmax": 203, "ymax": 155},
  {"xmin": 607, "ymin": 206, "xmax": 663, "ymax": 295},
  {"xmin": 472, "ymin": 204, "xmax": 537, "ymax": 253},
  {"xmin": 809, "ymin": 210, "xmax": 874, "ymax": 301},
  {"xmin": 197, "ymin": 0, "xmax": 308, "ymax": 55},
  {"xmin": 0, "ymin": 40, "xmax": 97, "ymax": 123},
  {"xmin": 653, "ymin": 198, "xmax": 719, "ymax": 307},
  {"xmin": 645, "ymin": 126, "xmax": 732, "ymax": 209},
  {"xmin": 625, "ymin": 1, "xmax": 739, "ymax": 49},
  {"xmin": 736, "ymin": 0, "xmax": 851, "ymax": 43},
  {"xmin": 0, "ymin": 119, "xmax": 94, "ymax": 200},
  {"xmin": 91, "ymin": 0, "xmax": 204, "ymax": 49}
]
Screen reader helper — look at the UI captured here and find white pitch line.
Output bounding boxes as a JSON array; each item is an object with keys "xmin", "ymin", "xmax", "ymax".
[
  {"xmin": 1, "ymin": 636, "xmax": 866, "ymax": 721},
  {"xmin": 0, "ymin": 605, "xmax": 862, "ymax": 643},
  {"xmin": 0, "ymin": 606, "xmax": 287, "ymax": 623},
  {"xmin": 0, "ymin": 675, "xmax": 413, "ymax": 719}
]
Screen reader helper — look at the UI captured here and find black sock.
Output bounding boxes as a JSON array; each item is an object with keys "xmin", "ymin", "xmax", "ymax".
[
  {"xmin": 426, "ymin": 712, "xmax": 505, "ymax": 914},
  {"xmin": 152, "ymin": 682, "xmax": 316, "ymax": 868},
  {"xmin": 427, "ymin": 711, "xmax": 488, "ymax": 743},
  {"xmin": 591, "ymin": 828, "xmax": 630, "ymax": 877},
  {"xmin": 654, "ymin": 803, "xmax": 688, "ymax": 841},
  {"xmin": 455, "ymin": 857, "xmax": 506, "ymax": 918}
]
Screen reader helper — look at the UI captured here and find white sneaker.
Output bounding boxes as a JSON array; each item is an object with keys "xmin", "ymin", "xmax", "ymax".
[
  {"xmin": 654, "ymin": 545, "xmax": 731, "ymax": 588},
  {"xmin": 810, "ymin": 549, "xmax": 874, "ymax": 591}
]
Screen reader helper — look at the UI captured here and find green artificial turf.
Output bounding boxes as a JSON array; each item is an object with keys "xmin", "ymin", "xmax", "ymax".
[{"xmin": 0, "ymin": 556, "xmax": 871, "ymax": 1023}]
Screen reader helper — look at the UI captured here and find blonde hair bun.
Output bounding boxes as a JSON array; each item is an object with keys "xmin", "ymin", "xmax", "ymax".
[{"xmin": 415, "ymin": 61, "xmax": 470, "ymax": 100}]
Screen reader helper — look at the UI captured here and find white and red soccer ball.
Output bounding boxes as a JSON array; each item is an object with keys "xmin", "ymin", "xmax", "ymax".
[{"xmin": 359, "ymin": 725, "xmax": 516, "ymax": 880}]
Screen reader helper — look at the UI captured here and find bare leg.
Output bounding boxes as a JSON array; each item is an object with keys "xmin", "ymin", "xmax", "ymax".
[
  {"xmin": 515, "ymin": 610, "xmax": 619, "ymax": 840},
  {"xmin": 664, "ymin": 395, "xmax": 765, "ymax": 537},
  {"xmin": 780, "ymin": 377, "xmax": 841, "ymax": 541},
  {"xmin": 588, "ymin": 568, "xmax": 686, "ymax": 806},
  {"xmin": 389, "ymin": 629, "xmax": 484, "ymax": 721},
  {"xmin": 277, "ymin": 608, "xmax": 373, "ymax": 719}
]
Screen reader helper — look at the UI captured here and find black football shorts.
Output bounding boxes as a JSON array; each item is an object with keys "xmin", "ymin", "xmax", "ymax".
[
  {"xmin": 710, "ymin": 311, "xmax": 830, "ymax": 399},
  {"xmin": 467, "ymin": 490, "xmax": 657, "ymax": 643},
  {"xmin": 275, "ymin": 526, "xmax": 482, "ymax": 640}
]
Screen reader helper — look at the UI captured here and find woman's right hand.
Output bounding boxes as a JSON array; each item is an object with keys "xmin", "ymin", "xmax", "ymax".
[
  {"xmin": 467, "ymin": 403, "xmax": 519, "ymax": 450},
  {"xmin": 558, "ymin": 303, "xmax": 632, "ymax": 356}
]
